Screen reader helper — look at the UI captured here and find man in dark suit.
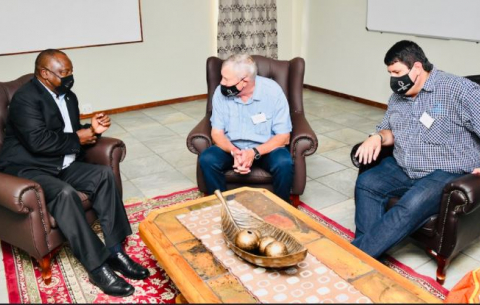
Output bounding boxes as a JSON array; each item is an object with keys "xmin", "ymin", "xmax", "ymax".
[{"xmin": 0, "ymin": 49, "xmax": 149, "ymax": 297}]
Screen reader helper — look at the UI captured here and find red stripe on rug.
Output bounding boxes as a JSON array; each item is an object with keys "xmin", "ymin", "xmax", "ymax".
[
  {"xmin": 298, "ymin": 202, "xmax": 449, "ymax": 298},
  {"xmin": 1, "ymin": 241, "xmax": 21, "ymax": 303}
]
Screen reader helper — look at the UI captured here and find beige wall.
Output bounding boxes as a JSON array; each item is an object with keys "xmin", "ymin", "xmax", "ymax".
[
  {"xmin": 302, "ymin": 0, "xmax": 480, "ymax": 104},
  {"xmin": 3, "ymin": 0, "xmax": 476, "ymax": 110},
  {"xmin": 0, "ymin": 0, "xmax": 217, "ymax": 113}
]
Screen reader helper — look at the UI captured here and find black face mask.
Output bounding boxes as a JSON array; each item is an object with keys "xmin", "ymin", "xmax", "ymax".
[
  {"xmin": 45, "ymin": 68, "xmax": 75, "ymax": 95},
  {"xmin": 220, "ymin": 78, "xmax": 244, "ymax": 97},
  {"xmin": 390, "ymin": 69, "xmax": 416, "ymax": 95}
]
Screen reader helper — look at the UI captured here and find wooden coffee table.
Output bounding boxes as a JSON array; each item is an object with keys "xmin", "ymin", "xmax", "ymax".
[{"xmin": 139, "ymin": 187, "xmax": 441, "ymax": 303}]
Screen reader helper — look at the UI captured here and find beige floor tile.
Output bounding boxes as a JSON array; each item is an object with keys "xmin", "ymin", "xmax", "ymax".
[
  {"xmin": 353, "ymin": 120, "xmax": 380, "ymax": 134},
  {"xmin": 327, "ymin": 112, "xmax": 371, "ymax": 126},
  {"xmin": 316, "ymin": 168, "xmax": 358, "ymax": 197},
  {"xmin": 323, "ymin": 128, "xmax": 369, "ymax": 145},
  {"xmin": 143, "ymin": 134, "xmax": 189, "ymax": 155},
  {"xmin": 318, "ymin": 198, "xmax": 356, "ymax": 233},
  {"xmin": 122, "ymin": 142, "xmax": 155, "ymax": 162},
  {"xmin": 121, "ymin": 155, "xmax": 175, "ymax": 180},
  {"xmin": 130, "ymin": 170, "xmax": 196, "ymax": 198},
  {"xmin": 308, "ymin": 118, "xmax": 345, "ymax": 134},
  {"xmin": 177, "ymin": 163, "xmax": 198, "ymax": 184},
  {"xmin": 315, "ymin": 134, "xmax": 347, "ymax": 153},
  {"xmin": 386, "ymin": 241, "xmax": 433, "ymax": 270},
  {"xmin": 165, "ymin": 119, "xmax": 201, "ymax": 137},
  {"xmin": 160, "ymin": 148, "xmax": 198, "ymax": 169},
  {"xmin": 306, "ymin": 154, "xmax": 347, "ymax": 179},
  {"xmin": 128, "ymin": 124, "xmax": 177, "ymax": 142},
  {"xmin": 150, "ymin": 112, "xmax": 196, "ymax": 125},
  {"xmin": 122, "ymin": 180, "xmax": 146, "ymax": 202},
  {"xmin": 305, "ymin": 104, "xmax": 345, "ymax": 119},
  {"xmin": 141, "ymin": 105, "xmax": 178, "ymax": 116},
  {"xmin": 321, "ymin": 146, "xmax": 357, "ymax": 168},
  {"xmin": 300, "ymin": 180, "xmax": 349, "ymax": 210}
]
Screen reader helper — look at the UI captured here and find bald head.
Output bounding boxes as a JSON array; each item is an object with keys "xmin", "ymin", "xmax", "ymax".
[
  {"xmin": 34, "ymin": 49, "xmax": 70, "ymax": 76},
  {"xmin": 35, "ymin": 49, "xmax": 74, "ymax": 94}
]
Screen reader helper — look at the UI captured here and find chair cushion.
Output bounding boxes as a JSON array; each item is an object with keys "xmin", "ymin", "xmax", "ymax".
[
  {"xmin": 387, "ymin": 197, "xmax": 437, "ymax": 237},
  {"xmin": 48, "ymin": 191, "xmax": 92, "ymax": 228},
  {"xmin": 225, "ymin": 166, "xmax": 273, "ymax": 184}
]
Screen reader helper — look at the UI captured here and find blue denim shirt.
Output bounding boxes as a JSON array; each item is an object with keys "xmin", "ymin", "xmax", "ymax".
[
  {"xmin": 377, "ymin": 67, "xmax": 480, "ymax": 179},
  {"xmin": 211, "ymin": 75, "xmax": 292, "ymax": 150}
]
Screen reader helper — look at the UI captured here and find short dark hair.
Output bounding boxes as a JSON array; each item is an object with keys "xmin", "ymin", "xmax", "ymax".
[
  {"xmin": 34, "ymin": 49, "xmax": 66, "ymax": 75},
  {"xmin": 384, "ymin": 40, "xmax": 433, "ymax": 72}
]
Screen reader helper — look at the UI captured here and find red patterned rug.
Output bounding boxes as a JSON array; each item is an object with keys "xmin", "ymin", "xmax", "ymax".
[{"xmin": 2, "ymin": 188, "xmax": 448, "ymax": 303}]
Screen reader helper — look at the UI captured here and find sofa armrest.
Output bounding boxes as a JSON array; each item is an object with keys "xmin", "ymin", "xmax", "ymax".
[
  {"xmin": 187, "ymin": 115, "xmax": 212, "ymax": 155},
  {"xmin": 440, "ymin": 174, "xmax": 480, "ymax": 215},
  {"xmin": 83, "ymin": 136, "xmax": 126, "ymax": 167},
  {"xmin": 350, "ymin": 142, "xmax": 394, "ymax": 174},
  {"xmin": 0, "ymin": 172, "xmax": 48, "ymax": 215},
  {"xmin": 289, "ymin": 113, "xmax": 318, "ymax": 157}
]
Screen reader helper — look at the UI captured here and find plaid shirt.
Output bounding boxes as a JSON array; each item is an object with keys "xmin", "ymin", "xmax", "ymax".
[{"xmin": 377, "ymin": 67, "xmax": 480, "ymax": 179}]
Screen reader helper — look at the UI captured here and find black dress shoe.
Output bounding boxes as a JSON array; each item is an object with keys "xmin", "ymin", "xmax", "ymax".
[
  {"xmin": 88, "ymin": 265, "xmax": 134, "ymax": 297},
  {"xmin": 107, "ymin": 252, "xmax": 150, "ymax": 280}
]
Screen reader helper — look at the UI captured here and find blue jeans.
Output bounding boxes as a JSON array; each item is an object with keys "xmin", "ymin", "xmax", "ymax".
[
  {"xmin": 352, "ymin": 157, "xmax": 462, "ymax": 258},
  {"xmin": 199, "ymin": 145, "xmax": 293, "ymax": 202}
]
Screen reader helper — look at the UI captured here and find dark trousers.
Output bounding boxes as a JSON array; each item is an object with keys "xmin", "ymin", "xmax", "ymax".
[
  {"xmin": 199, "ymin": 145, "xmax": 294, "ymax": 202},
  {"xmin": 5, "ymin": 162, "xmax": 132, "ymax": 271}
]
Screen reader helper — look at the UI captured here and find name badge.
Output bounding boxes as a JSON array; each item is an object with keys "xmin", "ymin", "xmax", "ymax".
[
  {"xmin": 251, "ymin": 113, "xmax": 267, "ymax": 125},
  {"xmin": 420, "ymin": 112, "xmax": 435, "ymax": 129}
]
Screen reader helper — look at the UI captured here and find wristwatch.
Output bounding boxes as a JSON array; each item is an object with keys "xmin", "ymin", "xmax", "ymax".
[
  {"xmin": 369, "ymin": 132, "xmax": 384, "ymax": 143},
  {"xmin": 252, "ymin": 147, "xmax": 261, "ymax": 160}
]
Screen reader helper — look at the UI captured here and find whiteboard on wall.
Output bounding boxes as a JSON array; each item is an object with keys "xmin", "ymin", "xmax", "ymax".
[
  {"xmin": 0, "ymin": 0, "xmax": 142, "ymax": 56},
  {"xmin": 367, "ymin": 0, "xmax": 480, "ymax": 42}
]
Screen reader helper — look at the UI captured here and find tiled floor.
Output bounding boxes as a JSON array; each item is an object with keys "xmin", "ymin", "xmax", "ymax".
[{"xmin": 1, "ymin": 89, "xmax": 480, "ymax": 301}]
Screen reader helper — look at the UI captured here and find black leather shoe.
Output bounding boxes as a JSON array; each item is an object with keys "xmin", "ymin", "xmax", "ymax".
[
  {"xmin": 88, "ymin": 265, "xmax": 134, "ymax": 297},
  {"xmin": 107, "ymin": 252, "xmax": 150, "ymax": 280}
]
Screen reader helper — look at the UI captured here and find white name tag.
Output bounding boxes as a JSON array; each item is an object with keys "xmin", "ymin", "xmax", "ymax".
[
  {"xmin": 420, "ymin": 112, "xmax": 435, "ymax": 129},
  {"xmin": 251, "ymin": 113, "xmax": 267, "ymax": 125}
]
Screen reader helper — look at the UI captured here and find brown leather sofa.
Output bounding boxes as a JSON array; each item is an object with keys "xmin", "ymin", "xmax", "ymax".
[
  {"xmin": 350, "ymin": 75, "xmax": 480, "ymax": 284},
  {"xmin": 0, "ymin": 74, "xmax": 126, "ymax": 284},
  {"xmin": 187, "ymin": 56, "xmax": 318, "ymax": 206}
]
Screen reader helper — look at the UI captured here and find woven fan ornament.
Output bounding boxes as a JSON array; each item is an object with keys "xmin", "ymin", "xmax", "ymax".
[{"xmin": 214, "ymin": 190, "xmax": 307, "ymax": 268}]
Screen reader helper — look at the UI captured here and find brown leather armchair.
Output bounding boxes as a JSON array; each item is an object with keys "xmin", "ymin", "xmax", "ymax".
[
  {"xmin": 0, "ymin": 74, "xmax": 126, "ymax": 284},
  {"xmin": 187, "ymin": 56, "xmax": 318, "ymax": 206},
  {"xmin": 350, "ymin": 75, "xmax": 480, "ymax": 284}
]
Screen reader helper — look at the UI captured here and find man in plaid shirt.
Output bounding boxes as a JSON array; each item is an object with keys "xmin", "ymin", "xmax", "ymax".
[{"xmin": 352, "ymin": 40, "xmax": 480, "ymax": 258}]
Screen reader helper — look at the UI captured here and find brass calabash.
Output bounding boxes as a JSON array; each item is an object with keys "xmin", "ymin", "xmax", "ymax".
[
  {"xmin": 235, "ymin": 229, "xmax": 260, "ymax": 252},
  {"xmin": 264, "ymin": 241, "xmax": 289, "ymax": 257},
  {"xmin": 215, "ymin": 190, "xmax": 307, "ymax": 268}
]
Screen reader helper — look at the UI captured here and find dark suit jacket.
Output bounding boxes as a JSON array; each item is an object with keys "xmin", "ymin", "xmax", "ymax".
[{"xmin": 0, "ymin": 77, "xmax": 89, "ymax": 174}]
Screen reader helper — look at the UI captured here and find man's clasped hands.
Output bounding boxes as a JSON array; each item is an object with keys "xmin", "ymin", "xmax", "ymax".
[{"xmin": 231, "ymin": 148, "xmax": 257, "ymax": 174}]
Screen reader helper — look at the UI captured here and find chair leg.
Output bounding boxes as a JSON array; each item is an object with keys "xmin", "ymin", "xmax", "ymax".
[
  {"xmin": 427, "ymin": 249, "xmax": 450, "ymax": 285},
  {"xmin": 37, "ymin": 248, "xmax": 61, "ymax": 285},
  {"xmin": 290, "ymin": 195, "xmax": 300, "ymax": 208}
]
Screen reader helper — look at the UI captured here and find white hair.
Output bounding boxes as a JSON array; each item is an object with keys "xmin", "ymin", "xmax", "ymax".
[{"xmin": 222, "ymin": 54, "xmax": 258, "ymax": 80}]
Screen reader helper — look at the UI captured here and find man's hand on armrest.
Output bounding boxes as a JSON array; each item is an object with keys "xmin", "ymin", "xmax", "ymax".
[
  {"xmin": 355, "ymin": 130, "xmax": 393, "ymax": 165},
  {"xmin": 76, "ymin": 127, "xmax": 97, "ymax": 145}
]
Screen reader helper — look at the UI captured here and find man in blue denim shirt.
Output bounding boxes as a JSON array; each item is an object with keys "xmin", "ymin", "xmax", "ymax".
[
  {"xmin": 199, "ymin": 54, "xmax": 293, "ymax": 202},
  {"xmin": 352, "ymin": 40, "xmax": 480, "ymax": 258}
]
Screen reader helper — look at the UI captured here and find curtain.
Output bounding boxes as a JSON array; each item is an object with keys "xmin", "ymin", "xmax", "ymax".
[{"xmin": 217, "ymin": 0, "xmax": 278, "ymax": 59}]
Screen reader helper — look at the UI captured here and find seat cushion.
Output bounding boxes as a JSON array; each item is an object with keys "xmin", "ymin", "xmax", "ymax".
[
  {"xmin": 48, "ymin": 191, "xmax": 92, "ymax": 228},
  {"xmin": 387, "ymin": 197, "xmax": 437, "ymax": 237},
  {"xmin": 225, "ymin": 166, "xmax": 273, "ymax": 184}
]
